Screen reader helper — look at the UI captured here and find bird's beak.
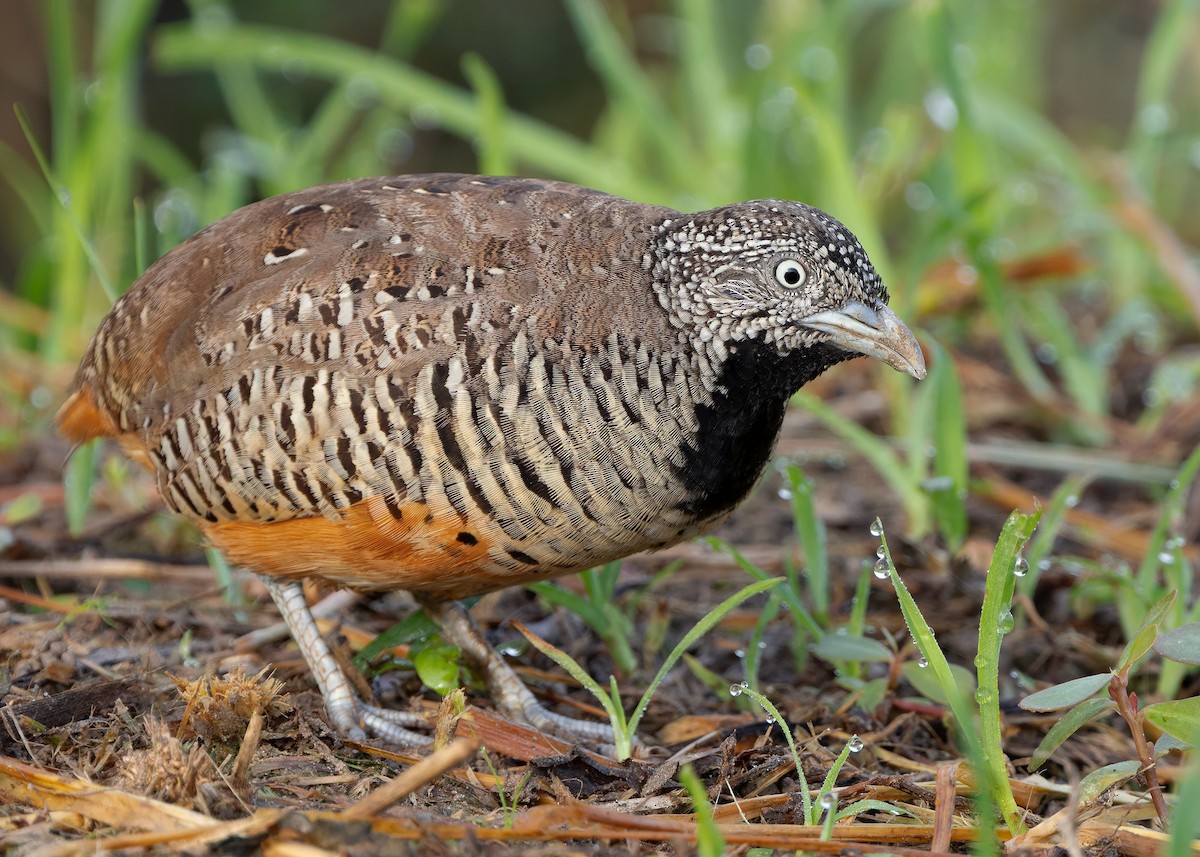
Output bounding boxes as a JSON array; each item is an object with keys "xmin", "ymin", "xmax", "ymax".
[{"xmin": 799, "ymin": 301, "xmax": 927, "ymax": 379}]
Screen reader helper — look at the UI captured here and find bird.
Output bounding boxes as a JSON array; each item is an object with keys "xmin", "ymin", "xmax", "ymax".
[{"xmin": 58, "ymin": 173, "xmax": 925, "ymax": 747}]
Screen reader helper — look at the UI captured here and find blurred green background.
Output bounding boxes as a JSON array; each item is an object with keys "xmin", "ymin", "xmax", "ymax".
[{"xmin": 1, "ymin": 0, "xmax": 1198, "ymax": 481}]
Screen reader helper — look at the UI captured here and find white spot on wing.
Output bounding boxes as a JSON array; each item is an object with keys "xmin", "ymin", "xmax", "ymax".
[{"xmin": 265, "ymin": 247, "xmax": 309, "ymax": 265}]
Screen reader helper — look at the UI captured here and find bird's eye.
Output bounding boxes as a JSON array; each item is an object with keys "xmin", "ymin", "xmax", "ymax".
[{"xmin": 774, "ymin": 259, "xmax": 807, "ymax": 289}]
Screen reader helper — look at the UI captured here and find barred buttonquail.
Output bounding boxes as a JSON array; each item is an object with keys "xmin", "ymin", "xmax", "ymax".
[{"xmin": 60, "ymin": 174, "xmax": 925, "ymax": 746}]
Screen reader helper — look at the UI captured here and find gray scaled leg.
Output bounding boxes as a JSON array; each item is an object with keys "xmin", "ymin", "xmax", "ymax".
[
  {"xmin": 263, "ymin": 576, "xmax": 432, "ymax": 746},
  {"xmin": 421, "ymin": 598, "xmax": 618, "ymax": 744}
]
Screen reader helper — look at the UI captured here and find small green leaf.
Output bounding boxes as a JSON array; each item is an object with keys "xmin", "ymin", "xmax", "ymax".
[
  {"xmin": 1029, "ymin": 697, "xmax": 1115, "ymax": 769},
  {"xmin": 0, "ymin": 493, "xmax": 43, "ymax": 525},
  {"xmin": 840, "ymin": 676, "xmax": 889, "ymax": 712},
  {"xmin": 1154, "ymin": 731, "xmax": 1191, "ymax": 757},
  {"xmin": 902, "ymin": 660, "xmax": 975, "ymax": 706},
  {"xmin": 1019, "ymin": 673, "xmax": 1111, "ymax": 712},
  {"xmin": 1153, "ymin": 623, "xmax": 1200, "ymax": 666},
  {"xmin": 1143, "ymin": 697, "xmax": 1200, "ymax": 743},
  {"xmin": 810, "ymin": 633, "xmax": 893, "ymax": 663},
  {"xmin": 1117, "ymin": 622, "xmax": 1161, "ymax": 673},
  {"xmin": 354, "ymin": 609, "xmax": 440, "ymax": 668},
  {"xmin": 1140, "ymin": 590, "xmax": 1178, "ymax": 631},
  {"xmin": 413, "ymin": 642, "xmax": 460, "ymax": 696},
  {"xmin": 1077, "ymin": 760, "xmax": 1141, "ymax": 805},
  {"xmin": 835, "ymin": 799, "xmax": 920, "ymax": 821}
]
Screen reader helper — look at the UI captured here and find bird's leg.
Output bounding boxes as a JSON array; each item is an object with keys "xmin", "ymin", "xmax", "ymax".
[
  {"xmin": 420, "ymin": 598, "xmax": 620, "ymax": 745},
  {"xmin": 263, "ymin": 576, "xmax": 432, "ymax": 746}
]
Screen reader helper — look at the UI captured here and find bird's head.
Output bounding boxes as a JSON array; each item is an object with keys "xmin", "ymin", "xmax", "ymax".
[{"xmin": 654, "ymin": 200, "xmax": 926, "ymax": 380}]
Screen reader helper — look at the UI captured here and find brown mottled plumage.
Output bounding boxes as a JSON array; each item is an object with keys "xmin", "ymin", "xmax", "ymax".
[{"xmin": 61, "ymin": 174, "xmax": 925, "ymax": 746}]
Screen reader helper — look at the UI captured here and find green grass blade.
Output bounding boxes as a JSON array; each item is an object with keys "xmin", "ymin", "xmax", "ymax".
[
  {"xmin": 975, "ymin": 509, "xmax": 1039, "ymax": 835},
  {"xmin": 711, "ymin": 537, "xmax": 822, "ymax": 639},
  {"xmin": 562, "ymin": 0, "xmax": 693, "ymax": 182},
  {"xmin": 461, "ymin": 53, "xmax": 512, "ymax": 176},
  {"xmin": 516, "ymin": 620, "xmax": 629, "ymax": 758},
  {"xmin": 926, "ymin": 339, "xmax": 969, "ymax": 550},
  {"xmin": 153, "ymin": 21, "xmax": 667, "ymax": 198},
  {"xmin": 740, "ymin": 686, "xmax": 811, "ymax": 823},
  {"xmin": 786, "ymin": 463, "xmax": 829, "ymax": 619},
  {"xmin": 678, "ymin": 764, "xmax": 725, "ymax": 857},
  {"xmin": 877, "ymin": 520, "xmax": 1009, "ymax": 837},
  {"xmin": 793, "ymin": 390, "xmax": 928, "ymax": 536},
  {"xmin": 1020, "ymin": 474, "xmax": 1091, "ymax": 598},
  {"xmin": 1136, "ymin": 445, "xmax": 1200, "ymax": 588},
  {"xmin": 627, "ymin": 577, "xmax": 783, "ymax": 736}
]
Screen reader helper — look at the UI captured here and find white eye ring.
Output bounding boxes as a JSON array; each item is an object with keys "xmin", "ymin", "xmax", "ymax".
[{"xmin": 774, "ymin": 259, "xmax": 807, "ymax": 289}]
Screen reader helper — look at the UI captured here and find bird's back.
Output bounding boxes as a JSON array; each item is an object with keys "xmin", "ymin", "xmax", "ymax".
[{"xmin": 61, "ymin": 174, "xmax": 742, "ymax": 599}]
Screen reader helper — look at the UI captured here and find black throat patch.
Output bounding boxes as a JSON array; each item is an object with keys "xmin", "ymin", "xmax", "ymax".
[{"xmin": 677, "ymin": 339, "xmax": 848, "ymax": 521}]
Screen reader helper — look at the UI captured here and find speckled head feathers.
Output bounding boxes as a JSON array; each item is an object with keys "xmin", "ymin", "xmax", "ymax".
[{"xmin": 653, "ymin": 200, "xmax": 890, "ymax": 353}]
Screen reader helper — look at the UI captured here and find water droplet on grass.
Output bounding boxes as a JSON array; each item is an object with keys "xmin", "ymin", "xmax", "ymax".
[
  {"xmin": 873, "ymin": 558, "xmax": 889, "ymax": 579},
  {"xmin": 729, "ymin": 681, "xmax": 748, "ymax": 697},
  {"xmin": 869, "ymin": 520, "xmax": 884, "ymax": 537},
  {"xmin": 848, "ymin": 735, "xmax": 864, "ymax": 752},
  {"xmin": 1013, "ymin": 557, "xmax": 1029, "ymax": 577}
]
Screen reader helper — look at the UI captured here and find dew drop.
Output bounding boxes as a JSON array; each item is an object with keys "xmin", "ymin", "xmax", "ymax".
[
  {"xmin": 1036, "ymin": 343, "xmax": 1059, "ymax": 364},
  {"xmin": 734, "ymin": 648, "xmax": 746, "ymax": 659},
  {"xmin": 1065, "ymin": 495, "xmax": 1079, "ymax": 508},
  {"xmin": 764, "ymin": 713, "xmax": 776, "ymax": 724},
  {"xmin": 923, "ymin": 87, "xmax": 959, "ymax": 130},
  {"xmin": 873, "ymin": 558, "xmax": 890, "ymax": 579},
  {"xmin": 876, "ymin": 545, "xmax": 887, "ymax": 559},
  {"xmin": 917, "ymin": 657, "xmax": 929, "ymax": 669},
  {"xmin": 499, "ymin": 645, "xmax": 521, "ymax": 657},
  {"xmin": 848, "ymin": 735, "xmax": 864, "ymax": 752},
  {"xmin": 819, "ymin": 792, "xmax": 836, "ymax": 809},
  {"xmin": 1139, "ymin": 103, "xmax": 1173, "ymax": 135},
  {"xmin": 922, "ymin": 475, "xmax": 954, "ymax": 492},
  {"xmin": 744, "ymin": 43, "xmax": 772, "ymax": 70},
  {"xmin": 1013, "ymin": 557, "xmax": 1029, "ymax": 577},
  {"xmin": 729, "ymin": 681, "xmax": 748, "ymax": 697},
  {"xmin": 777, "ymin": 487, "xmax": 793, "ymax": 500},
  {"xmin": 1159, "ymin": 551, "xmax": 1175, "ymax": 565},
  {"xmin": 870, "ymin": 520, "xmax": 885, "ymax": 537},
  {"xmin": 997, "ymin": 611, "xmax": 1015, "ymax": 634}
]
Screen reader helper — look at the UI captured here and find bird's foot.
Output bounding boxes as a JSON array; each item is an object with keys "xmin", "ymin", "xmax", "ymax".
[
  {"xmin": 264, "ymin": 577, "xmax": 434, "ymax": 746},
  {"xmin": 265, "ymin": 577, "xmax": 635, "ymax": 751},
  {"xmin": 328, "ymin": 696, "xmax": 434, "ymax": 747}
]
